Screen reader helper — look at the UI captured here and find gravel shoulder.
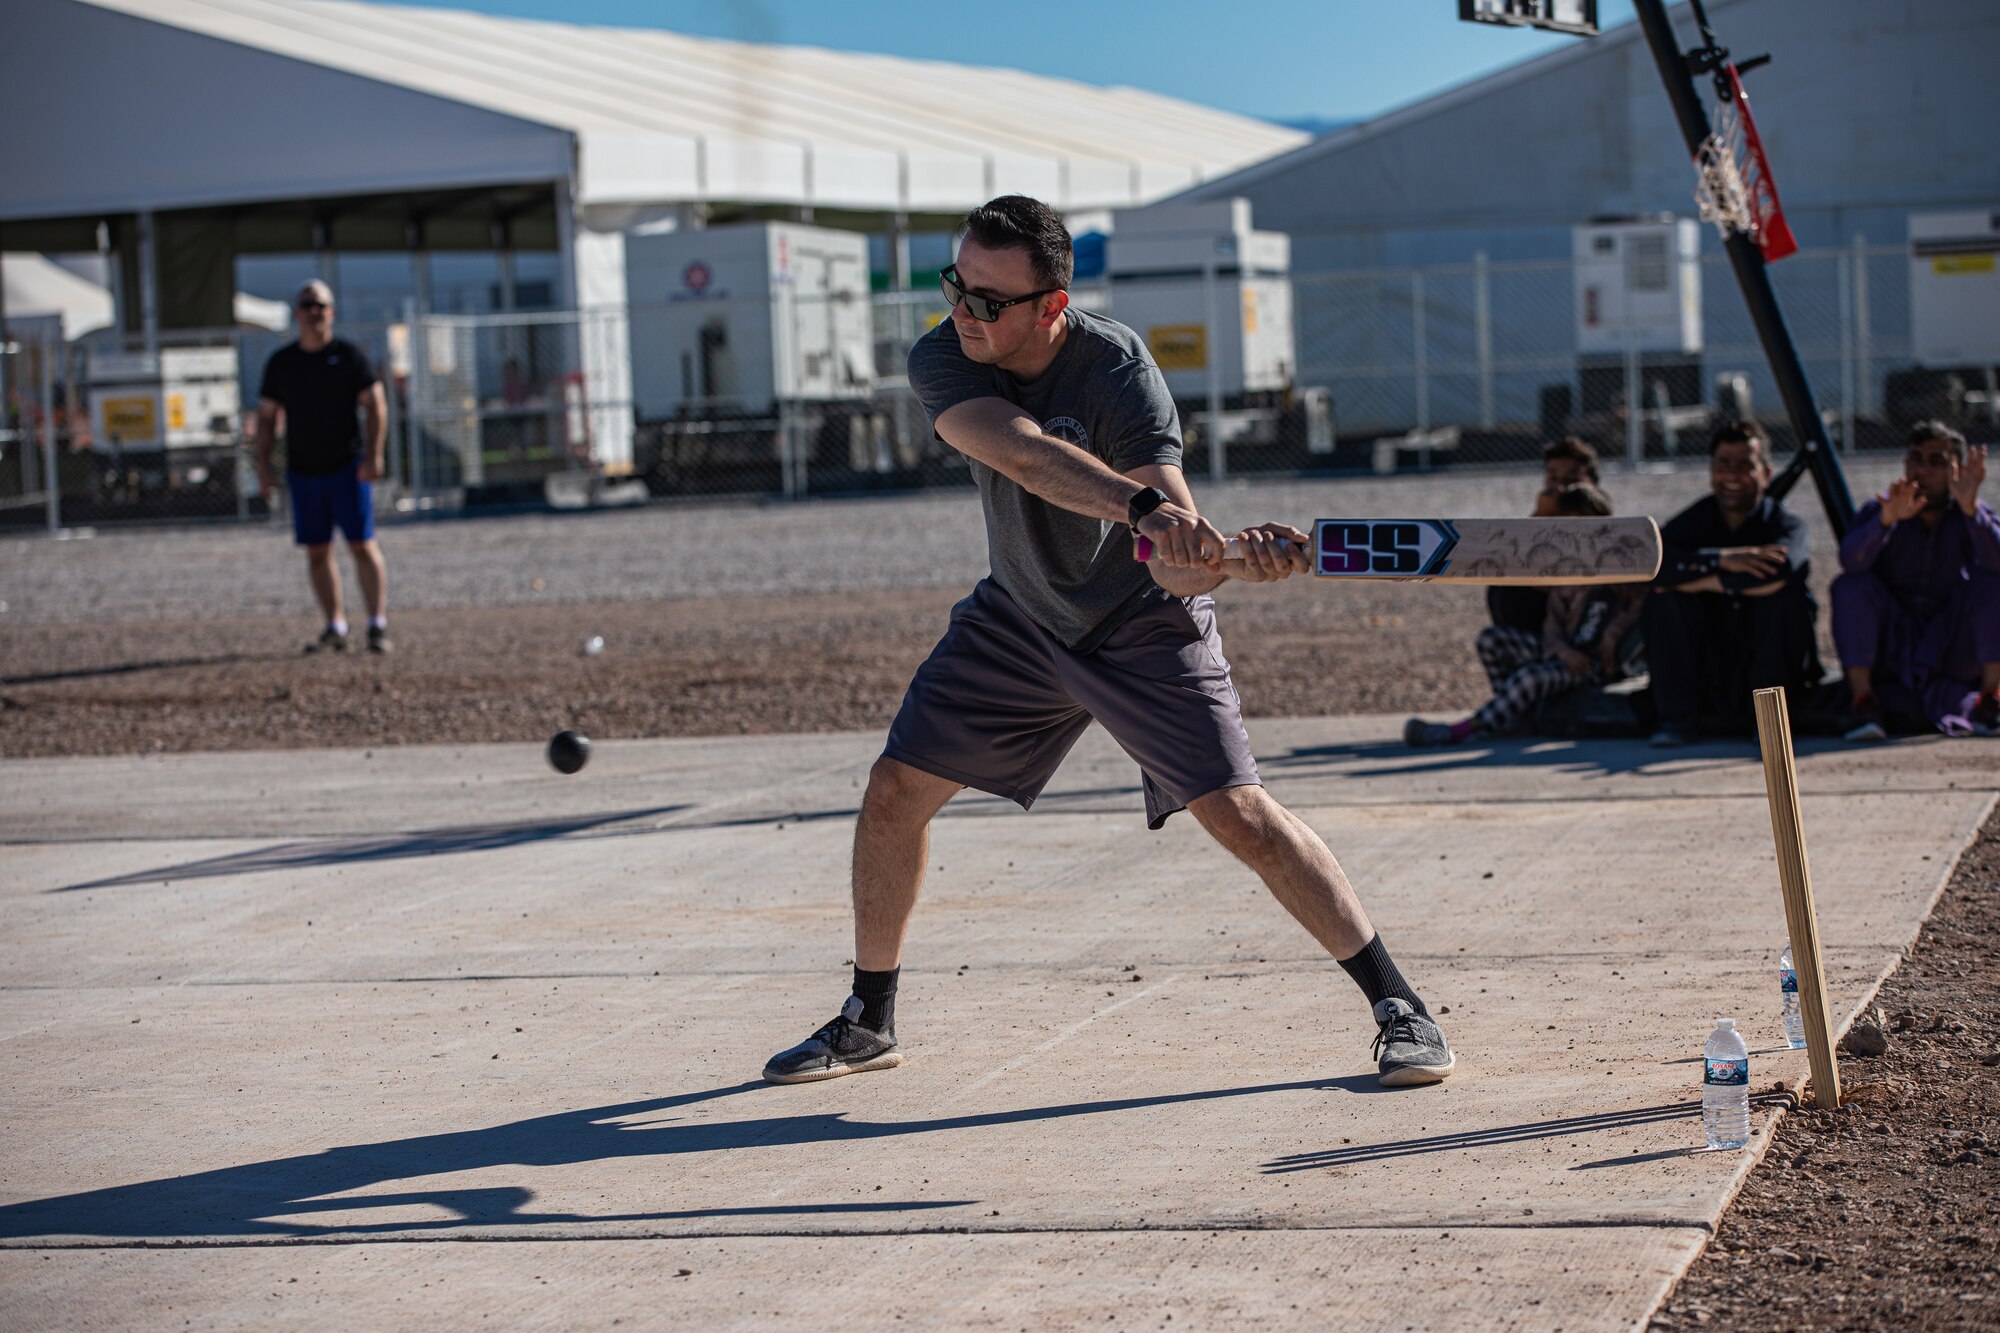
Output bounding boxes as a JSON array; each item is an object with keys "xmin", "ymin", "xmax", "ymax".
[{"xmin": 1653, "ymin": 809, "xmax": 2000, "ymax": 1331}]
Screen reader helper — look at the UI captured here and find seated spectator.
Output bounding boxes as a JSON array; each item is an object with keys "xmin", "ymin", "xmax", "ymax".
[
  {"xmin": 1405, "ymin": 483, "xmax": 1643, "ymax": 746},
  {"xmin": 1833, "ymin": 422, "xmax": 1999, "ymax": 740},
  {"xmin": 1487, "ymin": 436, "xmax": 1604, "ymax": 636},
  {"xmin": 1645, "ymin": 421, "xmax": 1821, "ymax": 748}
]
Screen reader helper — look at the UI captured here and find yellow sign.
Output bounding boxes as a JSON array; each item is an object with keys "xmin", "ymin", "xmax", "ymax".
[
  {"xmin": 102, "ymin": 396, "xmax": 158, "ymax": 444},
  {"xmin": 1242, "ymin": 288, "xmax": 1259, "ymax": 335},
  {"xmin": 1149, "ymin": 324, "xmax": 1208, "ymax": 371},
  {"xmin": 1933, "ymin": 254, "xmax": 1995, "ymax": 276},
  {"xmin": 166, "ymin": 394, "xmax": 187, "ymax": 431}
]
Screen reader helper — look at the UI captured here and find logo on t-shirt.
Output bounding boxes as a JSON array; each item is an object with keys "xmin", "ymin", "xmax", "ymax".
[{"xmin": 1043, "ymin": 416, "xmax": 1088, "ymax": 446}]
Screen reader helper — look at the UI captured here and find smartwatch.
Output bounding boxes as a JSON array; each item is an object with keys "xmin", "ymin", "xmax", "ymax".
[{"xmin": 1127, "ymin": 485, "xmax": 1170, "ymax": 529}]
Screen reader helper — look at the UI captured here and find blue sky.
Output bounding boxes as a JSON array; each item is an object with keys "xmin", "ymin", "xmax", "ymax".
[{"xmin": 387, "ymin": 0, "xmax": 1635, "ymax": 125}]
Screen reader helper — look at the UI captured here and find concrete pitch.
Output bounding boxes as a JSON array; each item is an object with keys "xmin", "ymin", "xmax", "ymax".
[{"xmin": 1, "ymin": 720, "xmax": 1993, "ymax": 1331}]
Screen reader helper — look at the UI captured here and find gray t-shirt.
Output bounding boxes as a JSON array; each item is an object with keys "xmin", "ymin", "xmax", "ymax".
[{"xmin": 908, "ymin": 308, "xmax": 1184, "ymax": 651}]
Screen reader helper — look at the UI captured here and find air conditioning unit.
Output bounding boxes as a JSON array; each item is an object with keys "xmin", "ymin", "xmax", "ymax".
[
  {"xmin": 1574, "ymin": 218, "xmax": 1702, "ymax": 356},
  {"xmin": 1573, "ymin": 218, "xmax": 1704, "ymax": 416}
]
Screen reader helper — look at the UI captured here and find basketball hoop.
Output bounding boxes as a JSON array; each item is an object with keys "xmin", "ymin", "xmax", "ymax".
[{"xmin": 1692, "ymin": 64, "xmax": 1797, "ymax": 262}]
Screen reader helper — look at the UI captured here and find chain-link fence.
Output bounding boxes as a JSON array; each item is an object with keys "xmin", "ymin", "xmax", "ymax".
[{"xmin": 6, "ymin": 242, "xmax": 1994, "ymax": 529}]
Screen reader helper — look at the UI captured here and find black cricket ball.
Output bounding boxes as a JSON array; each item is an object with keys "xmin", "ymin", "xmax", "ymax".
[{"xmin": 547, "ymin": 729, "xmax": 591, "ymax": 775}]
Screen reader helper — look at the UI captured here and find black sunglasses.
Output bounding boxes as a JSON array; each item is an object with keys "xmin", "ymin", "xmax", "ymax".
[
  {"xmin": 940, "ymin": 264, "xmax": 1061, "ymax": 323},
  {"xmin": 297, "ymin": 300, "xmax": 331, "ymax": 311}
]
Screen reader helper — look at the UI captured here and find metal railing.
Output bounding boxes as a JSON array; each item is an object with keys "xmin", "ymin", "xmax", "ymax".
[{"xmin": 5, "ymin": 243, "xmax": 1990, "ymax": 529}]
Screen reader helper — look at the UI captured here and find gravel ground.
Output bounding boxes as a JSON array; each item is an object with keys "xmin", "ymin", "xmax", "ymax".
[
  {"xmin": 1653, "ymin": 812, "xmax": 2000, "ymax": 1331},
  {"xmin": 0, "ymin": 459, "xmax": 1902, "ymax": 760},
  {"xmin": 0, "ymin": 459, "xmax": 1901, "ymax": 627},
  {"xmin": 14, "ymin": 453, "xmax": 1989, "ymax": 1332}
]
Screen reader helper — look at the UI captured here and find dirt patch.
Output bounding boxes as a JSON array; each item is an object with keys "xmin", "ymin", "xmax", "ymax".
[
  {"xmin": 0, "ymin": 581, "xmax": 1490, "ymax": 757},
  {"xmin": 1653, "ymin": 810, "xmax": 2000, "ymax": 1330}
]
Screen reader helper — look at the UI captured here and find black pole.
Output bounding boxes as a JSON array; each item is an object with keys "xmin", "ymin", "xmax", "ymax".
[{"xmin": 1629, "ymin": 0, "xmax": 1855, "ymax": 537}]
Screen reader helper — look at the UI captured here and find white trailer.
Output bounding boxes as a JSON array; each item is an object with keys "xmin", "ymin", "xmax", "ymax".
[
  {"xmin": 624, "ymin": 222, "xmax": 872, "ymax": 419},
  {"xmin": 87, "ymin": 346, "xmax": 240, "ymax": 450},
  {"xmin": 1104, "ymin": 199, "xmax": 1329, "ymax": 469},
  {"xmin": 1106, "ymin": 199, "xmax": 1295, "ymax": 400}
]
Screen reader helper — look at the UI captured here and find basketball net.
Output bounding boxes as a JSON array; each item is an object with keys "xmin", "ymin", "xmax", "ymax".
[{"xmin": 1692, "ymin": 65, "xmax": 1797, "ymax": 262}]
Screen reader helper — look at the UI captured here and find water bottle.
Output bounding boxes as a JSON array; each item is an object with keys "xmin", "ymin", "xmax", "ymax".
[
  {"xmin": 1780, "ymin": 944, "xmax": 1806, "ymax": 1049},
  {"xmin": 1570, "ymin": 595, "xmax": 1612, "ymax": 653},
  {"xmin": 1702, "ymin": 1018, "xmax": 1751, "ymax": 1149}
]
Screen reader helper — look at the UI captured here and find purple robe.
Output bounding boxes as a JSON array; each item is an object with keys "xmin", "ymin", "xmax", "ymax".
[{"xmin": 1832, "ymin": 497, "xmax": 2000, "ymax": 730}]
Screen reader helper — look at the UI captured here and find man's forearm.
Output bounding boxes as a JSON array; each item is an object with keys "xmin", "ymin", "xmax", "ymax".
[
  {"xmin": 1148, "ymin": 563, "xmax": 1226, "ymax": 596},
  {"xmin": 995, "ymin": 434, "xmax": 1140, "ymax": 522},
  {"xmin": 364, "ymin": 406, "xmax": 386, "ymax": 460}
]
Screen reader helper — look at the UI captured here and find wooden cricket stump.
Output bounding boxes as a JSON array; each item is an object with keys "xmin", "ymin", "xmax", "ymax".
[{"xmin": 1753, "ymin": 686, "xmax": 1842, "ymax": 1110}]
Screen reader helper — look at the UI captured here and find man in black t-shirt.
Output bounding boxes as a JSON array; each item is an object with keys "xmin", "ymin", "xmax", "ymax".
[
  {"xmin": 253, "ymin": 281, "xmax": 393, "ymax": 654},
  {"xmin": 1644, "ymin": 421, "xmax": 1821, "ymax": 746}
]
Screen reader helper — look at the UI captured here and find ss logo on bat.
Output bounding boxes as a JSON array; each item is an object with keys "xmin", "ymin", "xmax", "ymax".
[{"xmin": 1314, "ymin": 520, "xmax": 1457, "ymax": 578}]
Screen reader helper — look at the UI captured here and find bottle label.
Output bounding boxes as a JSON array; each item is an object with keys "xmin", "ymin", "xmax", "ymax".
[
  {"xmin": 1781, "ymin": 968, "xmax": 1798, "ymax": 994},
  {"xmin": 1705, "ymin": 1057, "xmax": 1749, "ymax": 1086}
]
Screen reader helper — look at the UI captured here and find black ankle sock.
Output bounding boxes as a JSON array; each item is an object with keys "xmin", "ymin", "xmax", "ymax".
[
  {"xmin": 851, "ymin": 966, "xmax": 899, "ymax": 1032},
  {"xmin": 1337, "ymin": 934, "xmax": 1426, "ymax": 1016}
]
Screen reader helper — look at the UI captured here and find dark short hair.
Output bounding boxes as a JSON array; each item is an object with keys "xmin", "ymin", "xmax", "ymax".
[
  {"xmin": 1552, "ymin": 483, "xmax": 1613, "ymax": 518},
  {"xmin": 961, "ymin": 196, "xmax": 1073, "ymax": 291},
  {"xmin": 1709, "ymin": 419, "xmax": 1769, "ymax": 464},
  {"xmin": 1542, "ymin": 435, "xmax": 1601, "ymax": 484},
  {"xmin": 1907, "ymin": 420, "xmax": 1966, "ymax": 459}
]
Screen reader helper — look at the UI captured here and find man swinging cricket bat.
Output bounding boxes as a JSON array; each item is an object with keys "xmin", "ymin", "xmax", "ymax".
[{"xmin": 764, "ymin": 196, "xmax": 1651, "ymax": 1093}]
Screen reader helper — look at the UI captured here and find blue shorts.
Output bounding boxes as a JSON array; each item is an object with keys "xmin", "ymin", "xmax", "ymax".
[{"xmin": 289, "ymin": 462, "xmax": 374, "ymax": 547}]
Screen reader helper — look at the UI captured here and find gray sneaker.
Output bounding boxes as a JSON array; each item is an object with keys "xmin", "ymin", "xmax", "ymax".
[
  {"xmin": 1372, "ymin": 998, "xmax": 1455, "ymax": 1087},
  {"xmin": 304, "ymin": 626, "xmax": 348, "ymax": 654},
  {"xmin": 763, "ymin": 997, "xmax": 902, "ymax": 1084}
]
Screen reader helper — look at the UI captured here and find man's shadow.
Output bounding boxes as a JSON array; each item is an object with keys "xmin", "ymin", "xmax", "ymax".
[
  {"xmin": 1260, "ymin": 736, "xmax": 1752, "ymax": 785},
  {"xmin": 0, "ymin": 1075, "xmax": 1379, "ymax": 1242}
]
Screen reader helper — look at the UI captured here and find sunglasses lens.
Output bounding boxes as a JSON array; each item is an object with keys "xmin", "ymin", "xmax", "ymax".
[{"xmin": 940, "ymin": 269, "xmax": 998, "ymax": 322}]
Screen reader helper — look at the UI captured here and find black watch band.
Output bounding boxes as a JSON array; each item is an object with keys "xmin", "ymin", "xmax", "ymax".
[{"xmin": 1127, "ymin": 486, "xmax": 1170, "ymax": 529}]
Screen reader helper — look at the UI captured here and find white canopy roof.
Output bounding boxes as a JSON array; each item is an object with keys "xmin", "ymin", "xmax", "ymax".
[
  {"xmin": 0, "ymin": 253, "xmax": 298, "ymax": 340},
  {"xmin": 4, "ymin": 254, "xmax": 116, "ymax": 339},
  {"xmin": 22, "ymin": 0, "xmax": 1304, "ymax": 220}
]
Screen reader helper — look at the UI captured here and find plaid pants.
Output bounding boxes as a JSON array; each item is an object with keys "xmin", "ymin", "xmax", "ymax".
[{"xmin": 1473, "ymin": 625, "xmax": 1591, "ymax": 735}]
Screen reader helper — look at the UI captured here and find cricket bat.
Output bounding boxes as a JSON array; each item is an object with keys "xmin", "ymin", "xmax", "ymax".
[{"xmin": 1134, "ymin": 516, "xmax": 1662, "ymax": 585}]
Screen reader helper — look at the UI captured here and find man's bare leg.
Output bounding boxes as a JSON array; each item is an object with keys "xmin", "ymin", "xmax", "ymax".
[
  {"xmin": 853, "ymin": 757, "xmax": 962, "ymax": 970},
  {"xmin": 764, "ymin": 756, "xmax": 960, "ymax": 1083},
  {"xmin": 1187, "ymin": 783, "xmax": 1374, "ymax": 959},
  {"xmin": 1845, "ymin": 665, "xmax": 1873, "ymax": 699},
  {"xmin": 1188, "ymin": 782, "xmax": 1452, "ymax": 1085},
  {"xmin": 349, "ymin": 538, "xmax": 388, "ymax": 621},
  {"xmin": 305, "ymin": 544, "xmax": 343, "ymax": 625}
]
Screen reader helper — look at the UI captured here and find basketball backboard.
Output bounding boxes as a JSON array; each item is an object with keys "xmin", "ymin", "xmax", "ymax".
[{"xmin": 1458, "ymin": 0, "xmax": 1599, "ymax": 36}]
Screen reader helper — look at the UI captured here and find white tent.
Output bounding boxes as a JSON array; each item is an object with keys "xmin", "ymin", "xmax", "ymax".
[
  {"xmin": 2, "ymin": 253, "xmax": 116, "ymax": 341},
  {"xmin": 9, "ymin": 0, "xmax": 1306, "ymax": 224},
  {"xmin": 1, "ymin": 253, "xmax": 293, "ymax": 341}
]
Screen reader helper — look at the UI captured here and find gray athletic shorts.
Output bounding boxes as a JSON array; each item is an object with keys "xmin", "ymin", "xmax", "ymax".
[{"xmin": 883, "ymin": 578, "xmax": 1261, "ymax": 828}]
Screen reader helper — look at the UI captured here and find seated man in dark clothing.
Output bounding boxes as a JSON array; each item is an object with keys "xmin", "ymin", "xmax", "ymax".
[
  {"xmin": 1645, "ymin": 421, "xmax": 1821, "ymax": 747},
  {"xmin": 1833, "ymin": 421, "xmax": 1999, "ymax": 740},
  {"xmin": 1488, "ymin": 436, "xmax": 1604, "ymax": 635}
]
